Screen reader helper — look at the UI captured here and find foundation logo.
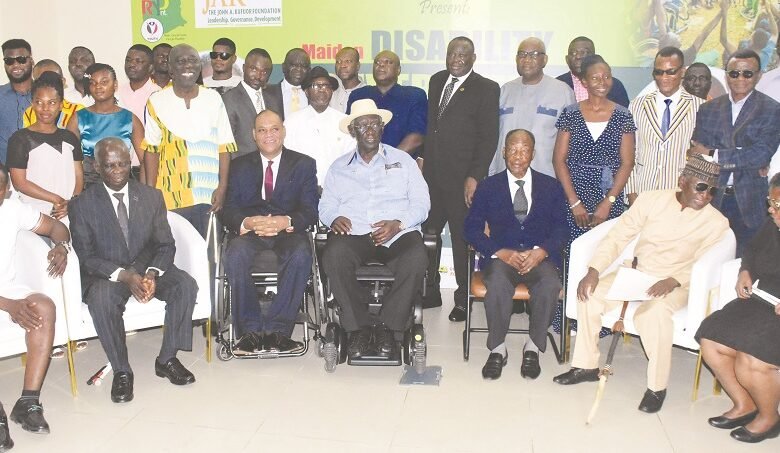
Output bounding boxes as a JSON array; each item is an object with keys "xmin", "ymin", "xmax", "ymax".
[
  {"xmin": 141, "ymin": 18, "xmax": 164, "ymax": 42},
  {"xmin": 140, "ymin": 0, "xmax": 187, "ymax": 37}
]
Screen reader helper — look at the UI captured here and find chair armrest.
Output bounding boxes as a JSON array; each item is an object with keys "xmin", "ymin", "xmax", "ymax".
[
  {"xmin": 685, "ymin": 229, "xmax": 736, "ymax": 332},
  {"xmin": 717, "ymin": 258, "xmax": 742, "ymax": 310}
]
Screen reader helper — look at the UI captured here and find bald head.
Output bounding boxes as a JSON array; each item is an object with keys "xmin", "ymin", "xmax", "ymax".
[
  {"xmin": 95, "ymin": 137, "xmax": 130, "ymax": 161},
  {"xmin": 373, "ymin": 50, "xmax": 401, "ymax": 87},
  {"xmin": 95, "ymin": 138, "xmax": 132, "ymax": 191},
  {"xmin": 516, "ymin": 37, "xmax": 548, "ymax": 83},
  {"xmin": 169, "ymin": 44, "xmax": 201, "ymax": 89}
]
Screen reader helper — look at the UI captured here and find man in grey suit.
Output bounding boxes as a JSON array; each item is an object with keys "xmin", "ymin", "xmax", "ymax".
[
  {"xmin": 69, "ymin": 137, "xmax": 199, "ymax": 403},
  {"xmin": 222, "ymin": 48, "xmax": 284, "ymax": 158},
  {"xmin": 688, "ymin": 49, "xmax": 780, "ymax": 256}
]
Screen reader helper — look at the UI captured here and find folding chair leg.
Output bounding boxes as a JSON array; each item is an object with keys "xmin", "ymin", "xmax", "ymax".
[
  {"xmin": 713, "ymin": 379, "xmax": 722, "ymax": 395},
  {"xmin": 20, "ymin": 353, "xmax": 26, "ymax": 367},
  {"xmin": 205, "ymin": 318, "xmax": 212, "ymax": 363},
  {"xmin": 692, "ymin": 350, "xmax": 703, "ymax": 402},
  {"xmin": 66, "ymin": 341, "xmax": 78, "ymax": 396}
]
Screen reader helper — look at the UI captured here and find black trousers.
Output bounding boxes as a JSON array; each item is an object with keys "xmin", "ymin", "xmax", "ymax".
[{"xmin": 322, "ymin": 232, "xmax": 427, "ymax": 332}]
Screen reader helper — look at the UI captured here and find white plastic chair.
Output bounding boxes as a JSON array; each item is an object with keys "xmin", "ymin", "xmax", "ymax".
[
  {"xmin": 63, "ymin": 211, "xmax": 212, "ymax": 395},
  {"xmin": 565, "ymin": 217, "xmax": 736, "ymax": 400}
]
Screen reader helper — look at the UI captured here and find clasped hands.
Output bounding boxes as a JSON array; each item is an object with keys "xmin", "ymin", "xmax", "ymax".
[
  {"xmin": 119, "ymin": 269, "xmax": 157, "ymax": 303},
  {"xmin": 330, "ymin": 216, "xmax": 402, "ymax": 246},
  {"xmin": 496, "ymin": 248, "xmax": 546, "ymax": 275},
  {"xmin": 50, "ymin": 196, "xmax": 69, "ymax": 220},
  {"xmin": 243, "ymin": 214, "xmax": 290, "ymax": 237}
]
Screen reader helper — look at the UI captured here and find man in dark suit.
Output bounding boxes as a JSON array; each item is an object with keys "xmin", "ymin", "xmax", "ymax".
[
  {"xmin": 220, "ymin": 109, "xmax": 318, "ymax": 354},
  {"xmin": 689, "ymin": 49, "xmax": 780, "ymax": 256},
  {"xmin": 556, "ymin": 36, "xmax": 630, "ymax": 107},
  {"xmin": 464, "ymin": 129, "xmax": 567, "ymax": 380},
  {"xmin": 420, "ymin": 36, "xmax": 500, "ymax": 319},
  {"xmin": 222, "ymin": 48, "xmax": 284, "ymax": 158},
  {"xmin": 69, "ymin": 137, "xmax": 199, "ymax": 403}
]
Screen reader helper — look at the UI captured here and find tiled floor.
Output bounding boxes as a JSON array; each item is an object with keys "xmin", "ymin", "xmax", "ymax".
[{"xmin": 1, "ymin": 291, "xmax": 778, "ymax": 452}]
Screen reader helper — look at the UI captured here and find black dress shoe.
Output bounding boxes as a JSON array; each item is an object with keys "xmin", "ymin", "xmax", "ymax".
[
  {"xmin": 553, "ymin": 367, "xmax": 600, "ymax": 385},
  {"xmin": 347, "ymin": 327, "xmax": 372, "ymax": 358},
  {"xmin": 448, "ymin": 306, "xmax": 466, "ymax": 322},
  {"xmin": 708, "ymin": 410, "xmax": 758, "ymax": 429},
  {"xmin": 155, "ymin": 358, "xmax": 196, "ymax": 386},
  {"xmin": 0, "ymin": 406, "xmax": 14, "ymax": 452},
  {"xmin": 233, "ymin": 332, "xmax": 262, "ymax": 355},
  {"xmin": 730, "ymin": 420, "xmax": 780, "ymax": 443},
  {"xmin": 520, "ymin": 350, "xmax": 541, "ymax": 379},
  {"xmin": 638, "ymin": 389, "xmax": 666, "ymax": 413},
  {"xmin": 482, "ymin": 352, "xmax": 508, "ymax": 380},
  {"xmin": 111, "ymin": 372, "xmax": 134, "ymax": 403},
  {"xmin": 9, "ymin": 399, "xmax": 49, "ymax": 434},
  {"xmin": 373, "ymin": 324, "xmax": 397, "ymax": 357},
  {"xmin": 266, "ymin": 332, "xmax": 304, "ymax": 353}
]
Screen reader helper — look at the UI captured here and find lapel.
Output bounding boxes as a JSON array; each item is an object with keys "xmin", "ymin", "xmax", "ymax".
[
  {"xmin": 640, "ymin": 92, "xmax": 665, "ymax": 141},
  {"xmin": 666, "ymin": 90, "xmax": 693, "ymax": 137},
  {"xmin": 95, "ymin": 184, "xmax": 129, "ymax": 253},
  {"xmin": 127, "ymin": 182, "xmax": 142, "ymax": 253},
  {"xmin": 442, "ymin": 72, "xmax": 475, "ymax": 116},
  {"xmin": 272, "ymin": 148, "xmax": 294, "ymax": 200},
  {"xmin": 238, "ymin": 86, "xmax": 257, "ymax": 119},
  {"xmin": 718, "ymin": 96, "xmax": 736, "ymax": 146},
  {"xmin": 732, "ymin": 92, "xmax": 759, "ymax": 137}
]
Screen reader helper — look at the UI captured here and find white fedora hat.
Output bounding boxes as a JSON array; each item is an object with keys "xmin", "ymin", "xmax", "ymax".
[{"xmin": 338, "ymin": 99, "xmax": 393, "ymax": 134}]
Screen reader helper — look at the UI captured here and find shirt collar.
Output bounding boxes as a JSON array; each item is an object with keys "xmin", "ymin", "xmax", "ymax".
[
  {"xmin": 729, "ymin": 90, "xmax": 753, "ymax": 106},
  {"xmin": 447, "ymin": 70, "xmax": 472, "ymax": 84},
  {"xmin": 241, "ymin": 80, "xmax": 262, "ymax": 95},
  {"xmin": 104, "ymin": 182, "xmax": 129, "ymax": 198},
  {"xmin": 656, "ymin": 86, "xmax": 683, "ymax": 104},
  {"xmin": 506, "ymin": 168, "xmax": 531, "ymax": 185},
  {"xmin": 347, "ymin": 145, "xmax": 387, "ymax": 166},
  {"xmin": 259, "ymin": 149, "xmax": 283, "ymax": 166}
]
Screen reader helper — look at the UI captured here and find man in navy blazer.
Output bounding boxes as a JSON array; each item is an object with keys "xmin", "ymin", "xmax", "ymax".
[
  {"xmin": 464, "ymin": 129, "xmax": 567, "ymax": 380},
  {"xmin": 220, "ymin": 109, "xmax": 318, "ymax": 355},
  {"xmin": 689, "ymin": 49, "xmax": 780, "ymax": 256}
]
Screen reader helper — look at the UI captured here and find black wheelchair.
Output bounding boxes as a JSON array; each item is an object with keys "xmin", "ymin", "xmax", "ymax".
[{"xmin": 313, "ymin": 227, "xmax": 440, "ymax": 373}]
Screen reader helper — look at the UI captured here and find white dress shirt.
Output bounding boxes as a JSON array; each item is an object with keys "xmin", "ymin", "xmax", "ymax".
[
  {"xmin": 506, "ymin": 168, "xmax": 533, "ymax": 213},
  {"xmin": 281, "ymin": 79, "xmax": 308, "ymax": 119},
  {"xmin": 439, "ymin": 70, "xmax": 472, "ymax": 104},
  {"xmin": 654, "ymin": 87, "xmax": 683, "ymax": 122},
  {"xmin": 241, "ymin": 80, "xmax": 266, "ymax": 114}
]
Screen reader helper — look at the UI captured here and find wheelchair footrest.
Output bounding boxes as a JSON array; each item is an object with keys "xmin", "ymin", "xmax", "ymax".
[{"xmin": 348, "ymin": 345, "xmax": 402, "ymax": 366}]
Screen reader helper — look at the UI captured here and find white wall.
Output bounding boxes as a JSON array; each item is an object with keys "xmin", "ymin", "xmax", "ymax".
[{"xmin": 0, "ymin": 0, "xmax": 132, "ymax": 86}]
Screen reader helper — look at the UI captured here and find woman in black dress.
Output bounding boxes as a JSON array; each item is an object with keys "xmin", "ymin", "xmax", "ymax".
[{"xmin": 696, "ymin": 172, "xmax": 780, "ymax": 443}]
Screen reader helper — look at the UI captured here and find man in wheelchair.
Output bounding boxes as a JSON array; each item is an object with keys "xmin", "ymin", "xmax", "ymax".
[
  {"xmin": 318, "ymin": 99, "xmax": 430, "ymax": 360},
  {"xmin": 220, "ymin": 110, "xmax": 319, "ymax": 355}
]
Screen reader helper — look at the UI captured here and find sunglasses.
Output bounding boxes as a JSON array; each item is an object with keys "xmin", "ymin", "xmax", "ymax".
[
  {"xmin": 3, "ymin": 56, "xmax": 30, "ymax": 65},
  {"xmin": 209, "ymin": 51, "xmax": 233, "ymax": 61},
  {"xmin": 768, "ymin": 197, "xmax": 780, "ymax": 210},
  {"xmin": 652, "ymin": 66, "xmax": 682, "ymax": 76},
  {"xmin": 727, "ymin": 70, "xmax": 755, "ymax": 79},
  {"xmin": 694, "ymin": 182, "xmax": 718, "ymax": 196}
]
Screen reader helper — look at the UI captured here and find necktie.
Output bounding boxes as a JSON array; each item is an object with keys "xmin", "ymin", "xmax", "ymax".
[
  {"xmin": 437, "ymin": 77, "xmax": 459, "ymax": 119},
  {"xmin": 264, "ymin": 160, "xmax": 274, "ymax": 200},
  {"xmin": 291, "ymin": 87, "xmax": 301, "ymax": 112},
  {"xmin": 513, "ymin": 180, "xmax": 528, "ymax": 223},
  {"xmin": 113, "ymin": 193, "xmax": 129, "ymax": 244},
  {"xmin": 660, "ymin": 98, "xmax": 672, "ymax": 138},
  {"xmin": 255, "ymin": 90, "xmax": 265, "ymax": 113}
]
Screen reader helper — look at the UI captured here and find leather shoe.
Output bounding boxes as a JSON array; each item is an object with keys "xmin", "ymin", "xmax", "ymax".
[
  {"xmin": 265, "ymin": 332, "xmax": 304, "ymax": 354},
  {"xmin": 0, "ymin": 406, "xmax": 12, "ymax": 452},
  {"xmin": 233, "ymin": 332, "xmax": 262, "ymax": 355},
  {"xmin": 638, "ymin": 389, "xmax": 666, "ymax": 413},
  {"xmin": 348, "ymin": 327, "xmax": 372, "ymax": 359},
  {"xmin": 553, "ymin": 367, "xmax": 599, "ymax": 385},
  {"xmin": 155, "ymin": 357, "xmax": 195, "ymax": 385},
  {"xmin": 520, "ymin": 350, "xmax": 541, "ymax": 379},
  {"xmin": 708, "ymin": 410, "xmax": 758, "ymax": 429},
  {"xmin": 9, "ymin": 399, "xmax": 49, "ymax": 434},
  {"xmin": 482, "ymin": 352, "xmax": 508, "ymax": 380},
  {"xmin": 448, "ymin": 305, "xmax": 466, "ymax": 322},
  {"xmin": 730, "ymin": 420, "xmax": 780, "ymax": 443},
  {"xmin": 373, "ymin": 324, "xmax": 397, "ymax": 357},
  {"xmin": 111, "ymin": 372, "xmax": 134, "ymax": 403}
]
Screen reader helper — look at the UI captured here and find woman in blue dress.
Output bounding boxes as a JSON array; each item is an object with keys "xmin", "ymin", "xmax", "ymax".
[{"xmin": 67, "ymin": 63, "xmax": 145, "ymax": 187}]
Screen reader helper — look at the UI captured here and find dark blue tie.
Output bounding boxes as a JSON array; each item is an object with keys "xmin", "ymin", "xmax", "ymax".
[{"xmin": 660, "ymin": 98, "xmax": 672, "ymax": 138}]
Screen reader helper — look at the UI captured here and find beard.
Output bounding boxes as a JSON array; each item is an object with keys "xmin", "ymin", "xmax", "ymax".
[{"xmin": 6, "ymin": 66, "xmax": 32, "ymax": 84}]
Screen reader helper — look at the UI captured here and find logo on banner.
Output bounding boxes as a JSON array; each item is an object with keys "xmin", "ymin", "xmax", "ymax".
[
  {"xmin": 196, "ymin": 0, "xmax": 282, "ymax": 28},
  {"xmin": 141, "ymin": 18, "xmax": 164, "ymax": 42}
]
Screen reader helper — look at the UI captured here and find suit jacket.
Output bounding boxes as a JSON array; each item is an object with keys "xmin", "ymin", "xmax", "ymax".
[
  {"xmin": 421, "ymin": 70, "xmax": 500, "ymax": 189},
  {"xmin": 626, "ymin": 89, "xmax": 704, "ymax": 194},
  {"xmin": 222, "ymin": 83, "xmax": 284, "ymax": 158},
  {"xmin": 219, "ymin": 147, "xmax": 319, "ymax": 234},
  {"xmin": 692, "ymin": 90, "xmax": 780, "ymax": 228},
  {"xmin": 556, "ymin": 71, "xmax": 630, "ymax": 107},
  {"xmin": 69, "ymin": 180, "xmax": 176, "ymax": 289},
  {"xmin": 464, "ymin": 169, "xmax": 568, "ymax": 268}
]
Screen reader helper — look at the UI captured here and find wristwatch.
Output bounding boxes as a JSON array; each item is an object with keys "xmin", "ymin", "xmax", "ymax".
[
  {"xmin": 54, "ymin": 241, "xmax": 71, "ymax": 253},
  {"xmin": 607, "ymin": 195, "xmax": 616, "ymax": 204}
]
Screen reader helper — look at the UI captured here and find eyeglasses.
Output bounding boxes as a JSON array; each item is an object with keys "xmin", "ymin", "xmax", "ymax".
[
  {"xmin": 209, "ymin": 51, "xmax": 233, "ymax": 61},
  {"xmin": 517, "ymin": 51, "xmax": 545, "ymax": 60},
  {"xmin": 694, "ymin": 182, "xmax": 718, "ymax": 196},
  {"xmin": 768, "ymin": 197, "xmax": 780, "ymax": 210},
  {"xmin": 652, "ymin": 66, "xmax": 682, "ymax": 76},
  {"xmin": 309, "ymin": 82, "xmax": 333, "ymax": 91},
  {"xmin": 351, "ymin": 122, "xmax": 384, "ymax": 133},
  {"xmin": 3, "ymin": 56, "xmax": 30, "ymax": 65},
  {"xmin": 727, "ymin": 70, "xmax": 755, "ymax": 79}
]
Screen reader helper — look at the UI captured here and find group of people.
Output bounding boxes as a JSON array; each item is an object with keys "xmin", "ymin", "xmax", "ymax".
[{"xmin": 1, "ymin": 27, "xmax": 780, "ymax": 450}]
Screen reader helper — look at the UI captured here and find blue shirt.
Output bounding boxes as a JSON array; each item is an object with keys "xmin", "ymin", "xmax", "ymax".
[
  {"xmin": 0, "ymin": 83, "xmax": 32, "ymax": 164},
  {"xmin": 319, "ymin": 144, "xmax": 430, "ymax": 246},
  {"xmin": 347, "ymin": 84, "xmax": 427, "ymax": 157}
]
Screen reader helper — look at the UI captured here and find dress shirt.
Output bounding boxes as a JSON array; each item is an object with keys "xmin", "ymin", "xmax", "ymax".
[
  {"xmin": 0, "ymin": 83, "xmax": 31, "ymax": 164},
  {"xmin": 713, "ymin": 91, "xmax": 754, "ymax": 184},
  {"xmin": 116, "ymin": 78, "xmax": 161, "ymax": 123},
  {"xmin": 259, "ymin": 152, "xmax": 280, "ymax": 199},
  {"xmin": 241, "ymin": 80, "xmax": 265, "ymax": 114},
  {"xmin": 319, "ymin": 144, "xmax": 430, "ymax": 247},
  {"xmin": 104, "ymin": 182, "xmax": 164, "ymax": 281},
  {"xmin": 654, "ymin": 87, "xmax": 683, "ymax": 121},
  {"xmin": 330, "ymin": 78, "xmax": 366, "ymax": 113},
  {"xmin": 439, "ymin": 69, "xmax": 472, "ymax": 104},
  {"xmin": 64, "ymin": 86, "xmax": 94, "ymax": 107},
  {"xmin": 281, "ymin": 79, "xmax": 308, "ymax": 119},
  {"xmin": 506, "ymin": 169, "xmax": 533, "ymax": 212}
]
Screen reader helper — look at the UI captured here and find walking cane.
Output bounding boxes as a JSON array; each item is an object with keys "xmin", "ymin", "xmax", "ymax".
[{"xmin": 585, "ymin": 257, "xmax": 637, "ymax": 425}]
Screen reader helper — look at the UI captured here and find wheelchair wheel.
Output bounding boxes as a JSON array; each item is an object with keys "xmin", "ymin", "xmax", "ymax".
[
  {"xmin": 316, "ymin": 337, "xmax": 325, "ymax": 358},
  {"xmin": 322, "ymin": 322, "xmax": 344, "ymax": 373},
  {"xmin": 403, "ymin": 325, "xmax": 426, "ymax": 374},
  {"xmin": 217, "ymin": 343, "xmax": 233, "ymax": 361}
]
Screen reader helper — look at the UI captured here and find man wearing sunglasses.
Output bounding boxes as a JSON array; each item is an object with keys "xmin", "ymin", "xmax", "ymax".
[
  {"xmin": 626, "ymin": 47, "xmax": 704, "ymax": 206},
  {"xmin": 690, "ymin": 49, "xmax": 780, "ymax": 256},
  {"xmin": 204, "ymin": 37, "xmax": 241, "ymax": 95},
  {"xmin": 555, "ymin": 156, "xmax": 730, "ymax": 414},
  {"xmin": 0, "ymin": 39, "xmax": 33, "ymax": 165}
]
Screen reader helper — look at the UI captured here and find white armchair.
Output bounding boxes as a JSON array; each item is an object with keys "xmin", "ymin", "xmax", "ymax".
[
  {"xmin": 0, "ymin": 230, "xmax": 72, "ymax": 382},
  {"xmin": 63, "ymin": 211, "xmax": 212, "ymax": 395},
  {"xmin": 565, "ymin": 217, "xmax": 736, "ymax": 399}
]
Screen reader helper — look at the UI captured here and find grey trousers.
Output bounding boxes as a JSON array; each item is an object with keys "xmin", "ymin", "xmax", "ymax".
[{"xmin": 482, "ymin": 257, "xmax": 561, "ymax": 352}]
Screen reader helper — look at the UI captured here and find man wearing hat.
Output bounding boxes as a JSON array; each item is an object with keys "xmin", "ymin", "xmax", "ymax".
[
  {"xmin": 554, "ymin": 156, "xmax": 730, "ymax": 414},
  {"xmin": 319, "ymin": 99, "xmax": 430, "ymax": 359},
  {"xmin": 284, "ymin": 66, "xmax": 356, "ymax": 185}
]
